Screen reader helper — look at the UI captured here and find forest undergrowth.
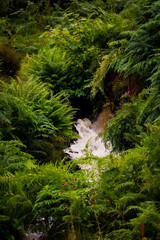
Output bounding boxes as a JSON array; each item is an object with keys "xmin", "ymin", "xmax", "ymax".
[{"xmin": 0, "ymin": 0, "xmax": 160, "ymax": 239}]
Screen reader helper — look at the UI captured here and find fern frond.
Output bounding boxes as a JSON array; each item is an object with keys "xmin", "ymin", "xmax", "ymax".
[{"xmin": 90, "ymin": 53, "xmax": 116, "ymax": 98}]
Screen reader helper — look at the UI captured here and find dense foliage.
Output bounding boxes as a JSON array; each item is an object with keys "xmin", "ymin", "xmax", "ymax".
[
  {"xmin": 0, "ymin": 0, "xmax": 160, "ymax": 239},
  {"xmin": 0, "ymin": 77, "xmax": 76, "ymax": 163}
]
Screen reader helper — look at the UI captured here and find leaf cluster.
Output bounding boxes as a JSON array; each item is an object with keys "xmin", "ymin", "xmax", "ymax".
[{"xmin": 0, "ymin": 77, "xmax": 76, "ymax": 162}]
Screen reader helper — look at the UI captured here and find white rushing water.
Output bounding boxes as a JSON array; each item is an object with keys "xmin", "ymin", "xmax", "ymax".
[{"xmin": 64, "ymin": 118, "xmax": 112, "ymax": 161}]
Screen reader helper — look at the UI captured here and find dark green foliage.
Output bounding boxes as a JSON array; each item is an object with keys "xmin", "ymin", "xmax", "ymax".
[
  {"xmin": 0, "ymin": 1, "xmax": 160, "ymax": 239},
  {"xmin": 103, "ymin": 102, "xmax": 139, "ymax": 151},
  {"xmin": 90, "ymin": 0, "xmax": 160, "ymax": 124},
  {"xmin": 0, "ymin": 140, "xmax": 35, "ymax": 174},
  {"xmin": 22, "ymin": 46, "xmax": 70, "ymax": 92},
  {"xmin": 0, "ymin": 142, "xmax": 94, "ymax": 239},
  {"xmin": 0, "ymin": 44, "xmax": 21, "ymax": 77},
  {"xmin": 68, "ymin": 0, "xmax": 107, "ymax": 17},
  {"xmin": 102, "ymin": 89, "xmax": 159, "ymax": 151},
  {"xmin": 0, "ymin": 140, "xmax": 35, "ymax": 240},
  {"xmin": 23, "ymin": 11, "xmax": 131, "ymax": 102},
  {"xmin": 0, "ymin": 0, "xmax": 54, "ymax": 17},
  {"xmin": 95, "ymin": 124, "xmax": 160, "ymax": 239},
  {"xmin": 0, "ymin": 77, "xmax": 76, "ymax": 162},
  {"xmin": 0, "ymin": 0, "xmax": 12, "ymax": 16},
  {"xmin": 1, "ymin": 124, "xmax": 160, "ymax": 240}
]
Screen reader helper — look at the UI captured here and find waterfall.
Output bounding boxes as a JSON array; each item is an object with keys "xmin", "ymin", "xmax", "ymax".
[
  {"xmin": 26, "ymin": 104, "xmax": 113, "ymax": 240},
  {"xmin": 64, "ymin": 103, "xmax": 113, "ymax": 164},
  {"xmin": 64, "ymin": 120, "xmax": 112, "ymax": 163}
]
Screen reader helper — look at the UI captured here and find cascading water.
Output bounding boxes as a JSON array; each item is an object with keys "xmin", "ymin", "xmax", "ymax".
[
  {"xmin": 64, "ymin": 102, "xmax": 114, "ymax": 169},
  {"xmin": 26, "ymin": 103, "xmax": 113, "ymax": 240},
  {"xmin": 64, "ymin": 118, "xmax": 112, "ymax": 161}
]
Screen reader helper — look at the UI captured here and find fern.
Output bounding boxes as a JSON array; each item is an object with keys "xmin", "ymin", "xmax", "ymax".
[
  {"xmin": 90, "ymin": 12, "xmax": 131, "ymax": 100},
  {"xmin": 90, "ymin": 54, "xmax": 112, "ymax": 98},
  {"xmin": 105, "ymin": 228, "xmax": 133, "ymax": 240},
  {"xmin": 130, "ymin": 201, "xmax": 160, "ymax": 239},
  {"xmin": 69, "ymin": 0, "xmax": 106, "ymax": 17},
  {"xmin": 0, "ymin": 76, "xmax": 76, "ymax": 140}
]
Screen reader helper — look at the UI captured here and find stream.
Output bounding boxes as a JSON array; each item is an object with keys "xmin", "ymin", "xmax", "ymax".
[
  {"xmin": 26, "ymin": 104, "xmax": 113, "ymax": 240},
  {"xmin": 64, "ymin": 118, "xmax": 112, "ymax": 160},
  {"xmin": 64, "ymin": 102, "xmax": 113, "ymax": 167}
]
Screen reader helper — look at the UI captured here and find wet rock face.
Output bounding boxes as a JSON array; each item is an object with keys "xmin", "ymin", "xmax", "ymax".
[{"xmin": 92, "ymin": 102, "xmax": 114, "ymax": 133}]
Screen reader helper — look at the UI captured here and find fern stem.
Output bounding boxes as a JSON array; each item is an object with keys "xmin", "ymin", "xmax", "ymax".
[
  {"xmin": 68, "ymin": 184, "xmax": 76, "ymax": 240},
  {"xmin": 93, "ymin": 203, "xmax": 103, "ymax": 240}
]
